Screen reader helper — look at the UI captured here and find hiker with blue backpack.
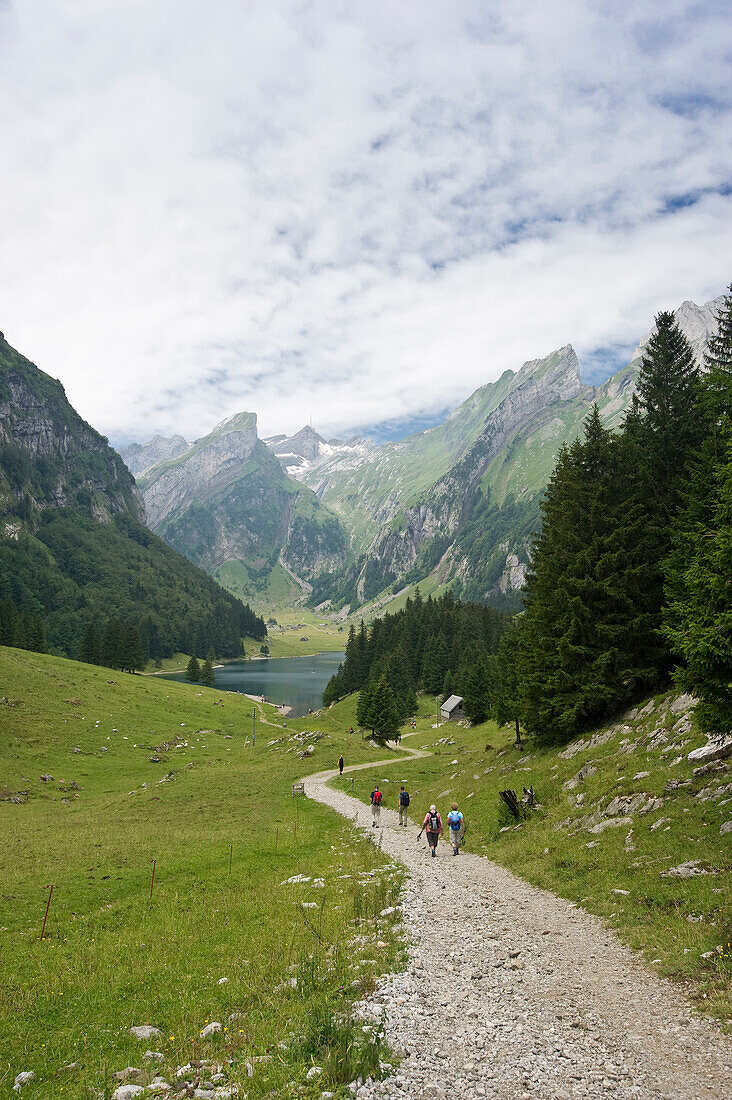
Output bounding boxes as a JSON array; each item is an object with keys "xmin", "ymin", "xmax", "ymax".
[
  {"xmin": 447, "ymin": 802, "xmax": 465, "ymax": 855},
  {"xmin": 398, "ymin": 785, "xmax": 410, "ymax": 826}
]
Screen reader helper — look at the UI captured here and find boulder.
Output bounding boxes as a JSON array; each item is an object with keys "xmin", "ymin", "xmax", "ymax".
[
  {"xmin": 129, "ymin": 1025, "xmax": 162, "ymax": 1041},
  {"xmin": 661, "ymin": 860, "xmax": 712, "ymax": 879},
  {"xmin": 687, "ymin": 737, "xmax": 732, "ymax": 765},
  {"xmin": 13, "ymin": 1072, "xmax": 34, "ymax": 1093}
]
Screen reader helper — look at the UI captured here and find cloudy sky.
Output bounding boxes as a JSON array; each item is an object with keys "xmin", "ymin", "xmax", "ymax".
[{"xmin": 1, "ymin": 1, "xmax": 730, "ymax": 445}]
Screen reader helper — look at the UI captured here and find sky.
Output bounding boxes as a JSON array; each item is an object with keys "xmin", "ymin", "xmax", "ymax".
[{"xmin": 1, "ymin": 1, "xmax": 730, "ymax": 446}]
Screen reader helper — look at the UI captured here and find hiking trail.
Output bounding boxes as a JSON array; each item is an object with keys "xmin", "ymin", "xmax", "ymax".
[{"xmin": 304, "ymin": 747, "xmax": 732, "ymax": 1100}]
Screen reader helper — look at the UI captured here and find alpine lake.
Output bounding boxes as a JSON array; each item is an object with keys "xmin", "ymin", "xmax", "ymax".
[{"xmin": 160, "ymin": 650, "xmax": 345, "ymax": 717}]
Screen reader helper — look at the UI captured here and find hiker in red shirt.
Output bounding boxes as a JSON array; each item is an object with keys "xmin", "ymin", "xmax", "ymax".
[{"xmin": 370, "ymin": 785, "xmax": 383, "ymax": 827}]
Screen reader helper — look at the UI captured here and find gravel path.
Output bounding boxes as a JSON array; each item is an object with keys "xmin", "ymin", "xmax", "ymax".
[{"xmin": 304, "ymin": 751, "xmax": 732, "ymax": 1100}]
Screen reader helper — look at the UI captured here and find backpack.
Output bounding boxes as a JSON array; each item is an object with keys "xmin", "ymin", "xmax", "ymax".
[
  {"xmin": 448, "ymin": 810, "xmax": 462, "ymax": 830},
  {"xmin": 429, "ymin": 811, "xmax": 440, "ymax": 831},
  {"xmin": 373, "ymin": 790, "xmax": 382, "ymax": 805},
  {"xmin": 400, "ymin": 791, "xmax": 410, "ymax": 806}
]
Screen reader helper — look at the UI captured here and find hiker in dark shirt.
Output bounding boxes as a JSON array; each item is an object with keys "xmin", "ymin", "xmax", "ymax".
[
  {"xmin": 398, "ymin": 785, "xmax": 410, "ymax": 827},
  {"xmin": 338, "ymin": 754, "xmax": 344, "ymax": 775}
]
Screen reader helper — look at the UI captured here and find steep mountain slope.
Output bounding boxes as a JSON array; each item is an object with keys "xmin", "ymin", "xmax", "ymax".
[
  {"xmin": 138, "ymin": 413, "xmax": 350, "ymax": 607},
  {"xmin": 0, "ymin": 332, "xmax": 264, "ymax": 656},
  {"xmin": 308, "ymin": 296, "xmax": 723, "ymax": 611}
]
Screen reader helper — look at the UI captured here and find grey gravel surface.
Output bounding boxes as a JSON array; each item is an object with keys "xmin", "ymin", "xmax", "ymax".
[{"xmin": 304, "ymin": 752, "xmax": 732, "ymax": 1100}]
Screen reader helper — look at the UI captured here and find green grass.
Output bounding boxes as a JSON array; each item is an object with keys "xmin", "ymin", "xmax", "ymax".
[
  {"xmin": 262, "ymin": 609, "xmax": 348, "ymax": 659},
  {"xmin": 0, "ymin": 647, "xmax": 408, "ymax": 1099},
  {"xmin": 329, "ymin": 692, "xmax": 732, "ymax": 1026}
]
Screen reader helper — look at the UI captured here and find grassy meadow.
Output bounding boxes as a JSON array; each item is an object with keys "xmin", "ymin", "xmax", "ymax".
[
  {"xmin": 0, "ymin": 647, "xmax": 407, "ymax": 1099},
  {"xmin": 328, "ymin": 693, "xmax": 732, "ymax": 1026}
]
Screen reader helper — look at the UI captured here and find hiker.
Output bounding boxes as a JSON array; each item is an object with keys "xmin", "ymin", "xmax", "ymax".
[
  {"xmin": 338, "ymin": 754, "xmax": 344, "ymax": 775},
  {"xmin": 421, "ymin": 803, "xmax": 443, "ymax": 857},
  {"xmin": 411, "ymin": 718, "xmax": 416, "ymax": 730},
  {"xmin": 398, "ymin": 785, "xmax": 410, "ymax": 827},
  {"xmin": 370, "ymin": 785, "xmax": 383, "ymax": 827},
  {"xmin": 446, "ymin": 802, "xmax": 465, "ymax": 855}
]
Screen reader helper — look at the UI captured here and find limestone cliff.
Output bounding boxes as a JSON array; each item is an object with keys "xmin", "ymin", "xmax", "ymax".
[{"xmin": 0, "ymin": 332, "xmax": 143, "ymax": 525}]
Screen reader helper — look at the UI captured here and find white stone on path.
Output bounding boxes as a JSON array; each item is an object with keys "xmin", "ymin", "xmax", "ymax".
[{"xmin": 111, "ymin": 1086, "xmax": 144, "ymax": 1100}]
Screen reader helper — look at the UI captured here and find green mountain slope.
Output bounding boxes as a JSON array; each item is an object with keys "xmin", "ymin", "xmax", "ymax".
[
  {"xmin": 305, "ymin": 296, "xmax": 723, "ymax": 614},
  {"xmin": 0, "ymin": 332, "xmax": 264, "ymax": 656}
]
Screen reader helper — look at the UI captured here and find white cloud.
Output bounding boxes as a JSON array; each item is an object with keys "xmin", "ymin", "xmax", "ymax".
[{"xmin": 0, "ymin": 0, "xmax": 730, "ymax": 443}]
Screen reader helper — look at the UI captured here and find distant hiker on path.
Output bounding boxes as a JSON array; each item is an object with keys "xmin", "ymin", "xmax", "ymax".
[
  {"xmin": 398, "ymin": 785, "xmax": 410, "ymax": 827},
  {"xmin": 447, "ymin": 802, "xmax": 465, "ymax": 855},
  {"xmin": 421, "ymin": 804, "xmax": 442, "ymax": 856},
  {"xmin": 338, "ymin": 754, "xmax": 344, "ymax": 775},
  {"xmin": 370, "ymin": 785, "xmax": 383, "ymax": 827}
]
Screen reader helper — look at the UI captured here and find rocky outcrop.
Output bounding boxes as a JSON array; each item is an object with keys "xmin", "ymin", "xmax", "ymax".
[
  {"xmin": 119, "ymin": 434, "xmax": 190, "ymax": 477},
  {"xmin": 140, "ymin": 413, "xmax": 259, "ymax": 529},
  {"xmin": 0, "ymin": 333, "xmax": 143, "ymax": 523}
]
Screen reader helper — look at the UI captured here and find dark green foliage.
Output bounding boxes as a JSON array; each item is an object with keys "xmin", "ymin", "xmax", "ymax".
[
  {"xmin": 367, "ymin": 675, "xmax": 401, "ymax": 744},
  {"xmin": 186, "ymin": 655, "xmax": 201, "ymax": 682},
  {"xmin": 324, "ymin": 590, "xmax": 507, "ymax": 720},
  {"xmin": 200, "ymin": 654, "xmax": 216, "ymax": 687},
  {"xmin": 502, "ymin": 293, "xmax": 732, "ymax": 745},
  {"xmin": 517, "ymin": 408, "xmax": 666, "ymax": 743},
  {"xmin": 663, "ymin": 289, "xmax": 732, "ymax": 738},
  {"xmin": 0, "ymin": 511, "xmax": 265, "ymax": 659}
]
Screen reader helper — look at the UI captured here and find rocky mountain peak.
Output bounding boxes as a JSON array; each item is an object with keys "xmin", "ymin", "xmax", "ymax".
[{"xmin": 513, "ymin": 345, "xmax": 585, "ymax": 403}]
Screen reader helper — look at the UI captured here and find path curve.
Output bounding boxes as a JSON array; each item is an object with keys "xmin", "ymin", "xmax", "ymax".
[{"xmin": 304, "ymin": 754, "xmax": 732, "ymax": 1100}]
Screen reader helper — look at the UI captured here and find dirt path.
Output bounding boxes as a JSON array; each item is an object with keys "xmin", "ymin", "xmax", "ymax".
[{"xmin": 304, "ymin": 754, "xmax": 732, "ymax": 1100}]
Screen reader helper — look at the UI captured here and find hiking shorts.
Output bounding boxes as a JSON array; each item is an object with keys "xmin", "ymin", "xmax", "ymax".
[
  {"xmin": 372, "ymin": 804, "xmax": 381, "ymax": 824},
  {"xmin": 450, "ymin": 829, "xmax": 461, "ymax": 848},
  {"xmin": 399, "ymin": 806, "xmax": 408, "ymax": 825},
  {"xmin": 426, "ymin": 830, "xmax": 439, "ymax": 849}
]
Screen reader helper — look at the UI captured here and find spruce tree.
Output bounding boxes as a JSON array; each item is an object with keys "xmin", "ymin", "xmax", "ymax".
[
  {"xmin": 369, "ymin": 675, "xmax": 401, "ymax": 744},
  {"xmin": 356, "ymin": 679, "xmax": 375, "ymax": 731},
  {"xmin": 519, "ymin": 408, "xmax": 658, "ymax": 742},
  {"xmin": 79, "ymin": 621, "xmax": 101, "ymax": 665},
  {"xmin": 663, "ymin": 289, "xmax": 732, "ymax": 738},
  {"xmin": 186, "ymin": 654, "xmax": 201, "ymax": 682},
  {"xmin": 101, "ymin": 619, "xmax": 125, "ymax": 669},
  {"xmin": 200, "ymin": 654, "xmax": 216, "ymax": 687}
]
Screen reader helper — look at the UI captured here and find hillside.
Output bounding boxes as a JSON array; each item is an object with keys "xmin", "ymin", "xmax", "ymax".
[
  {"xmin": 0, "ymin": 646, "xmax": 406, "ymax": 1099},
  {"xmin": 0, "ymin": 333, "xmax": 264, "ymax": 657},
  {"xmin": 330, "ymin": 690, "xmax": 732, "ymax": 1024},
  {"xmin": 303, "ymin": 296, "xmax": 723, "ymax": 611},
  {"xmin": 136, "ymin": 412, "xmax": 351, "ymax": 609}
]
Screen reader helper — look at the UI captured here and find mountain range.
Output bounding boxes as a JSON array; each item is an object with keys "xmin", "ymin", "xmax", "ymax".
[{"xmin": 122, "ymin": 295, "xmax": 724, "ymax": 614}]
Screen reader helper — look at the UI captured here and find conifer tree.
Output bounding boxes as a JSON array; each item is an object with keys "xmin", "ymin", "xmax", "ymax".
[
  {"xmin": 79, "ymin": 621, "xmax": 101, "ymax": 665},
  {"xmin": 186, "ymin": 654, "xmax": 201, "ymax": 682},
  {"xmin": 200, "ymin": 654, "xmax": 216, "ymax": 687},
  {"xmin": 356, "ymin": 679, "xmax": 375, "ymax": 732},
  {"xmin": 121, "ymin": 625, "xmax": 145, "ymax": 672},
  {"xmin": 663, "ymin": 289, "xmax": 732, "ymax": 738},
  {"xmin": 369, "ymin": 674, "xmax": 401, "ymax": 744},
  {"xmin": 518, "ymin": 408, "xmax": 658, "ymax": 742},
  {"xmin": 101, "ymin": 618, "xmax": 125, "ymax": 669}
]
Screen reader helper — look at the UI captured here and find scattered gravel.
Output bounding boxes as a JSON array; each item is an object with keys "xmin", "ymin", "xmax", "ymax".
[{"xmin": 305, "ymin": 753, "xmax": 732, "ymax": 1100}]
